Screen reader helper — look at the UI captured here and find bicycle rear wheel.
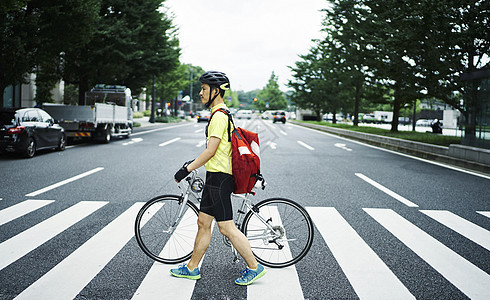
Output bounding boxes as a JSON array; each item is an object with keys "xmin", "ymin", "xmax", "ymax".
[
  {"xmin": 241, "ymin": 198, "xmax": 314, "ymax": 268},
  {"xmin": 135, "ymin": 195, "xmax": 199, "ymax": 264}
]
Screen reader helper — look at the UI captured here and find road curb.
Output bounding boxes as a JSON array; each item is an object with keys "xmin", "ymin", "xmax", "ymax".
[{"xmin": 291, "ymin": 121, "xmax": 490, "ymax": 175}]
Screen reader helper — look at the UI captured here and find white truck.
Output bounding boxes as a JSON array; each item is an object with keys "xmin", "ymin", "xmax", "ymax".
[{"xmin": 43, "ymin": 85, "xmax": 133, "ymax": 143}]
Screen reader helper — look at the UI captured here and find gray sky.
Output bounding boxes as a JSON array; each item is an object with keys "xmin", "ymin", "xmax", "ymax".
[{"xmin": 165, "ymin": 0, "xmax": 328, "ymax": 92}]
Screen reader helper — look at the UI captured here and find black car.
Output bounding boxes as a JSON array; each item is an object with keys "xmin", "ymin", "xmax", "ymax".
[
  {"xmin": 0, "ymin": 108, "xmax": 66, "ymax": 158},
  {"xmin": 273, "ymin": 111, "xmax": 286, "ymax": 123}
]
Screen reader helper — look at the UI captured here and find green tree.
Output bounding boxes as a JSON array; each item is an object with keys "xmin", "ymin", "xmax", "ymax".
[
  {"xmin": 0, "ymin": 2, "xmax": 41, "ymax": 105},
  {"xmin": 256, "ymin": 72, "xmax": 287, "ymax": 111},
  {"xmin": 62, "ymin": 0, "xmax": 180, "ymax": 104}
]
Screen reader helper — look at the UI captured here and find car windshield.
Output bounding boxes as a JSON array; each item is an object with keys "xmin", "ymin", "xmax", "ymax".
[{"xmin": 0, "ymin": 111, "xmax": 17, "ymax": 126}]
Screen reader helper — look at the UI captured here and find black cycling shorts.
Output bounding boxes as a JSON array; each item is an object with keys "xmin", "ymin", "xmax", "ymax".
[{"xmin": 200, "ymin": 171, "xmax": 235, "ymax": 222}]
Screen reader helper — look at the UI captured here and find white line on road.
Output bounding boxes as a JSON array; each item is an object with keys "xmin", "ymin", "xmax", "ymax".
[
  {"xmin": 307, "ymin": 207, "xmax": 414, "ymax": 299},
  {"xmin": 133, "ymin": 214, "xmax": 211, "ymax": 300},
  {"xmin": 0, "ymin": 200, "xmax": 54, "ymax": 226},
  {"xmin": 15, "ymin": 202, "xmax": 145, "ymax": 300},
  {"xmin": 194, "ymin": 128, "xmax": 204, "ymax": 133},
  {"xmin": 335, "ymin": 143, "xmax": 352, "ymax": 151},
  {"xmin": 247, "ymin": 207, "xmax": 304, "ymax": 300},
  {"xmin": 364, "ymin": 208, "xmax": 490, "ymax": 299},
  {"xmin": 0, "ymin": 201, "xmax": 107, "ymax": 271},
  {"xmin": 355, "ymin": 173, "xmax": 418, "ymax": 207},
  {"xmin": 297, "ymin": 140, "xmax": 314, "ymax": 150},
  {"xmin": 131, "ymin": 123, "xmax": 193, "ymax": 137},
  {"xmin": 290, "ymin": 123, "xmax": 490, "ymax": 180},
  {"xmin": 266, "ymin": 140, "xmax": 277, "ymax": 150},
  {"xmin": 477, "ymin": 211, "xmax": 490, "ymax": 219},
  {"xmin": 196, "ymin": 140, "xmax": 206, "ymax": 147},
  {"xmin": 122, "ymin": 138, "xmax": 143, "ymax": 146},
  {"xmin": 26, "ymin": 167, "xmax": 104, "ymax": 197},
  {"xmin": 420, "ymin": 210, "xmax": 490, "ymax": 251},
  {"xmin": 158, "ymin": 137, "xmax": 181, "ymax": 147},
  {"xmin": 279, "ymin": 130, "xmax": 288, "ymax": 136}
]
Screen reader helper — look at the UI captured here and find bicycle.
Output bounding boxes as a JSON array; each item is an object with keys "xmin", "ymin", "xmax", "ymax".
[{"xmin": 134, "ymin": 169, "xmax": 314, "ymax": 268}]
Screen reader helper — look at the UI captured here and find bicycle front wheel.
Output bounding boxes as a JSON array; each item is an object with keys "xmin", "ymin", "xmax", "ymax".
[
  {"xmin": 242, "ymin": 198, "xmax": 314, "ymax": 268},
  {"xmin": 135, "ymin": 195, "xmax": 199, "ymax": 264}
]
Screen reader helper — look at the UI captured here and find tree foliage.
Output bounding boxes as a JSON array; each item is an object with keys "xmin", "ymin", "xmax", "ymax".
[
  {"xmin": 1, "ymin": 0, "xmax": 180, "ymax": 105},
  {"xmin": 289, "ymin": 0, "xmax": 489, "ymax": 135},
  {"xmin": 255, "ymin": 72, "xmax": 288, "ymax": 111}
]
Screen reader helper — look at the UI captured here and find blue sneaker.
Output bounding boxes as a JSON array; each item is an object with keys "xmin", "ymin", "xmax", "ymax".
[
  {"xmin": 235, "ymin": 263, "xmax": 266, "ymax": 285},
  {"xmin": 169, "ymin": 264, "xmax": 201, "ymax": 280}
]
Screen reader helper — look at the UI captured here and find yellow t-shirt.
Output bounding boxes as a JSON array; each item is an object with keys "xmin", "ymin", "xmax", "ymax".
[{"xmin": 204, "ymin": 104, "xmax": 232, "ymax": 175}]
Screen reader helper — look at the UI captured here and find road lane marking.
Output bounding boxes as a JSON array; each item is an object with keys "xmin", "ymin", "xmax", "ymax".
[
  {"xmin": 477, "ymin": 211, "xmax": 490, "ymax": 219},
  {"xmin": 266, "ymin": 140, "xmax": 277, "ymax": 150},
  {"xmin": 355, "ymin": 173, "xmax": 418, "ymax": 207},
  {"xmin": 248, "ymin": 207, "xmax": 304, "ymax": 300},
  {"xmin": 159, "ymin": 137, "xmax": 181, "ymax": 147},
  {"xmin": 15, "ymin": 202, "xmax": 145, "ymax": 300},
  {"xmin": 335, "ymin": 143, "xmax": 352, "ymax": 151},
  {"xmin": 26, "ymin": 167, "xmax": 104, "ymax": 197},
  {"xmin": 194, "ymin": 128, "xmax": 204, "ymax": 133},
  {"xmin": 0, "ymin": 201, "xmax": 107, "ymax": 271},
  {"xmin": 122, "ymin": 138, "xmax": 143, "ymax": 146},
  {"xmin": 297, "ymin": 140, "xmax": 314, "ymax": 150},
  {"xmin": 307, "ymin": 207, "xmax": 414, "ymax": 299},
  {"xmin": 131, "ymin": 123, "xmax": 193, "ymax": 137},
  {"xmin": 420, "ymin": 210, "xmax": 490, "ymax": 251},
  {"xmin": 290, "ymin": 123, "xmax": 490, "ymax": 180},
  {"xmin": 133, "ymin": 212, "xmax": 209, "ymax": 300},
  {"xmin": 196, "ymin": 140, "xmax": 206, "ymax": 147},
  {"xmin": 364, "ymin": 208, "xmax": 490, "ymax": 299},
  {"xmin": 0, "ymin": 200, "xmax": 54, "ymax": 226},
  {"xmin": 279, "ymin": 130, "xmax": 287, "ymax": 136}
]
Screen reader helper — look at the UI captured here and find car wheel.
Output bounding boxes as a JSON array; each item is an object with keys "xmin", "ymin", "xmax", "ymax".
[
  {"xmin": 103, "ymin": 127, "xmax": 111, "ymax": 143},
  {"xmin": 57, "ymin": 134, "xmax": 66, "ymax": 151},
  {"xmin": 25, "ymin": 138, "xmax": 36, "ymax": 158}
]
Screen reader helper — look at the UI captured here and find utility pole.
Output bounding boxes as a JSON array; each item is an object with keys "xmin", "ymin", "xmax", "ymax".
[{"xmin": 189, "ymin": 68, "xmax": 194, "ymax": 113}]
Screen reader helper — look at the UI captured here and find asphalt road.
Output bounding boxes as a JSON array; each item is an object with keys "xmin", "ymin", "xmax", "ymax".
[{"xmin": 0, "ymin": 116, "xmax": 489, "ymax": 299}]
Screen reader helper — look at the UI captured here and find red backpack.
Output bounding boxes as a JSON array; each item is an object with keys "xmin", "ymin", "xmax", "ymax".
[{"xmin": 208, "ymin": 108, "xmax": 263, "ymax": 194}]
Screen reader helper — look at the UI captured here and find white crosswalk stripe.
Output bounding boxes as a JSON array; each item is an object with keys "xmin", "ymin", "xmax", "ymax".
[
  {"xmin": 132, "ymin": 210, "xmax": 210, "ymax": 300},
  {"xmin": 0, "ymin": 200, "xmax": 54, "ymax": 226},
  {"xmin": 247, "ymin": 206, "xmax": 304, "ymax": 300},
  {"xmin": 307, "ymin": 207, "xmax": 415, "ymax": 300},
  {"xmin": 364, "ymin": 208, "xmax": 490, "ymax": 299},
  {"xmin": 420, "ymin": 210, "xmax": 490, "ymax": 251},
  {"xmin": 1, "ymin": 200, "xmax": 489, "ymax": 299},
  {"xmin": 0, "ymin": 201, "xmax": 107, "ymax": 271},
  {"xmin": 15, "ymin": 202, "xmax": 145, "ymax": 300}
]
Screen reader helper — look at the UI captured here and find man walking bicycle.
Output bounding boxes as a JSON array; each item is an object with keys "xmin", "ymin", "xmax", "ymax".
[{"xmin": 171, "ymin": 71, "xmax": 266, "ymax": 285}]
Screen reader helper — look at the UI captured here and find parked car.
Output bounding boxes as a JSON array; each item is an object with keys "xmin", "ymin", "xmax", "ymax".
[
  {"xmin": 196, "ymin": 110, "xmax": 211, "ymax": 122},
  {"xmin": 0, "ymin": 108, "xmax": 66, "ymax": 158},
  {"xmin": 416, "ymin": 119, "xmax": 433, "ymax": 127},
  {"xmin": 272, "ymin": 111, "xmax": 287, "ymax": 123}
]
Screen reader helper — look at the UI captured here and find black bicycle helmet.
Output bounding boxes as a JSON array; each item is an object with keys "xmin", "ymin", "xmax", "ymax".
[{"xmin": 199, "ymin": 71, "xmax": 230, "ymax": 108}]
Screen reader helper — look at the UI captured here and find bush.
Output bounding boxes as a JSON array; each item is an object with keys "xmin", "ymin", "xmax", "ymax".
[
  {"xmin": 143, "ymin": 110, "xmax": 151, "ymax": 117},
  {"xmin": 133, "ymin": 112, "xmax": 144, "ymax": 118},
  {"xmin": 155, "ymin": 116, "xmax": 180, "ymax": 123},
  {"xmin": 302, "ymin": 121, "xmax": 461, "ymax": 147}
]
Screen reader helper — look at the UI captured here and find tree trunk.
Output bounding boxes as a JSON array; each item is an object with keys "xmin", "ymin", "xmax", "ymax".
[
  {"xmin": 353, "ymin": 80, "xmax": 362, "ymax": 126},
  {"xmin": 391, "ymin": 88, "xmax": 401, "ymax": 132},
  {"xmin": 78, "ymin": 76, "xmax": 88, "ymax": 105}
]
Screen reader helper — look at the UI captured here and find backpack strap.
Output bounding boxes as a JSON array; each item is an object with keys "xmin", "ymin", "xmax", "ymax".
[{"xmin": 208, "ymin": 108, "xmax": 235, "ymax": 142}]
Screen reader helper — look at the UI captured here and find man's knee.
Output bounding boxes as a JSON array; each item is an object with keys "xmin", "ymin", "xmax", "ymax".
[
  {"xmin": 197, "ymin": 212, "xmax": 213, "ymax": 230},
  {"xmin": 218, "ymin": 221, "xmax": 236, "ymax": 237}
]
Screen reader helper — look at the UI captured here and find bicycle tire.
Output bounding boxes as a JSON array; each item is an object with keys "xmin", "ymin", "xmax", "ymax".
[
  {"xmin": 134, "ymin": 195, "xmax": 199, "ymax": 264},
  {"xmin": 241, "ymin": 197, "xmax": 314, "ymax": 268}
]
